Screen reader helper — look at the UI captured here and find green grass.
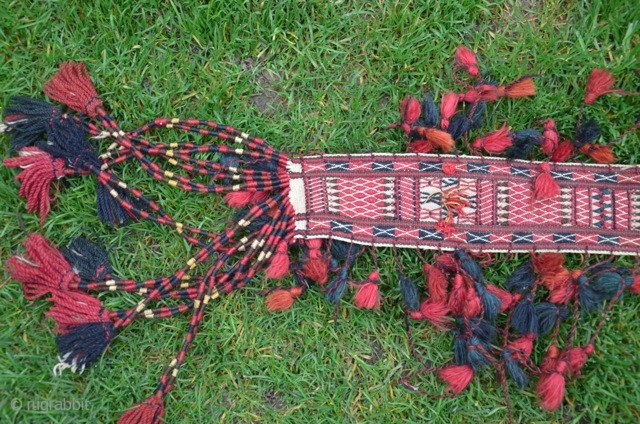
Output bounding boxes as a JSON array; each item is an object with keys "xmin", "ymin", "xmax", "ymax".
[{"xmin": 1, "ymin": 0, "xmax": 639, "ymax": 423}]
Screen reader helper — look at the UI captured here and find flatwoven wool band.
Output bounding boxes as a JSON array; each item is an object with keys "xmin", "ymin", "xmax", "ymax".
[
  {"xmin": 3, "ymin": 46, "xmax": 640, "ymax": 423},
  {"xmin": 288, "ymin": 153, "xmax": 640, "ymax": 254}
]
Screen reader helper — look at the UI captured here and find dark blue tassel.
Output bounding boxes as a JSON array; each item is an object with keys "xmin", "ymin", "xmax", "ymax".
[
  {"xmin": 54, "ymin": 322, "xmax": 115, "ymax": 374},
  {"xmin": 467, "ymin": 101, "xmax": 486, "ymax": 129},
  {"xmin": 466, "ymin": 336, "xmax": 491, "ymax": 370},
  {"xmin": 475, "ymin": 282, "xmax": 501, "ymax": 322},
  {"xmin": 421, "ymin": 93, "xmax": 439, "ymax": 128},
  {"xmin": 96, "ymin": 184, "xmax": 134, "ymax": 227},
  {"xmin": 535, "ymin": 302, "xmax": 569, "ymax": 336},
  {"xmin": 592, "ymin": 272, "xmax": 624, "ymax": 299},
  {"xmin": 504, "ymin": 352, "xmax": 529, "ymax": 389},
  {"xmin": 511, "ymin": 294, "xmax": 538, "ymax": 336},
  {"xmin": 506, "ymin": 129, "xmax": 542, "ymax": 159},
  {"xmin": 447, "ymin": 114, "xmax": 472, "ymax": 141},
  {"xmin": 452, "ymin": 329, "xmax": 468, "ymax": 365},
  {"xmin": 325, "ymin": 266, "xmax": 349, "ymax": 304},
  {"xmin": 399, "ymin": 274, "xmax": 420, "ymax": 311},
  {"xmin": 466, "ymin": 317, "xmax": 497, "ymax": 346},
  {"xmin": 63, "ymin": 238, "xmax": 112, "ymax": 280},
  {"xmin": 3, "ymin": 96, "xmax": 62, "ymax": 151},
  {"xmin": 505, "ymin": 262, "xmax": 535, "ymax": 293},
  {"xmin": 455, "ymin": 249, "xmax": 483, "ymax": 284},
  {"xmin": 330, "ymin": 240, "xmax": 360, "ymax": 263},
  {"xmin": 574, "ymin": 118, "xmax": 601, "ymax": 147},
  {"xmin": 37, "ymin": 115, "xmax": 100, "ymax": 171}
]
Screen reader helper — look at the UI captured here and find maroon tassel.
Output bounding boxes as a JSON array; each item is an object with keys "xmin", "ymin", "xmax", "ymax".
[
  {"xmin": 43, "ymin": 62, "xmax": 103, "ymax": 117},
  {"xmin": 533, "ymin": 163, "xmax": 560, "ymax": 201},
  {"xmin": 46, "ymin": 290, "xmax": 112, "ymax": 334},
  {"xmin": 6, "ymin": 234, "xmax": 79, "ymax": 300},
  {"xmin": 551, "ymin": 139, "xmax": 574, "ymax": 162},
  {"xmin": 118, "ymin": 393, "xmax": 165, "ymax": 424},
  {"xmin": 4, "ymin": 147, "xmax": 67, "ymax": 224}
]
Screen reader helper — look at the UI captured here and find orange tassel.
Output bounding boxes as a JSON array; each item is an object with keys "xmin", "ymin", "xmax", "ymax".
[
  {"xmin": 408, "ymin": 139, "xmax": 434, "ymax": 153},
  {"xmin": 414, "ymin": 128, "xmax": 455, "ymax": 152},
  {"xmin": 265, "ymin": 286, "xmax": 303, "ymax": 312},
  {"xmin": 505, "ymin": 77, "xmax": 536, "ymax": 98},
  {"xmin": 578, "ymin": 144, "xmax": 616, "ymax": 164},
  {"xmin": 584, "ymin": 69, "xmax": 616, "ymax": 104}
]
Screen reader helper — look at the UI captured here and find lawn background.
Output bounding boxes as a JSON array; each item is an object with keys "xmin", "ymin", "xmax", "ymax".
[{"xmin": 1, "ymin": 1, "xmax": 639, "ymax": 423}]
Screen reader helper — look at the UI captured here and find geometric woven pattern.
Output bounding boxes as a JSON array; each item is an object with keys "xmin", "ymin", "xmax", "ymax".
[{"xmin": 288, "ymin": 153, "xmax": 640, "ymax": 255}]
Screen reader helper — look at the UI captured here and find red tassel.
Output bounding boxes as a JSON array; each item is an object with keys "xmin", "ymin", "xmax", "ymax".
[
  {"xmin": 550, "ymin": 139, "xmax": 574, "ymax": 162},
  {"xmin": 541, "ymin": 119, "xmax": 559, "ymax": 156},
  {"xmin": 353, "ymin": 271, "xmax": 381, "ymax": 309},
  {"xmin": 6, "ymin": 234, "xmax": 78, "ymax": 300},
  {"xmin": 43, "ymin": 62, "xmax": 103, "ymax": 117},
  {"xmin": 4, "ymin": 147, "xmax": 67, "ymax": 224},
  {"xmin": 265, "ymin": 242, "xmax": 290, "ymax": 279},
  {"xmin": 463, "ymin": 286, "xmax": 483, "ymax": 319},
  {"xmin": 505, "ymin": 77, "xmax": 536, "ymax": 98},
  {"xmin": 462, "ymin": 84, "xmax": 503, "ymax": 103},
  {"xmin": 442, "ymin": 163, "xmax": 457, "ymax": 175},
  {"xmin": 118, "ymin": 393, "xmax": 165, "ymax": 424},
  {"xmin": 455, "ymin": 46, "xmax": 480, "ymax": 77},
  {"xmin": 537, "ymin": 361, "xmax": 568, "ymax": 411},
  {"xmin": 533, "ymin": 163, "xmax": 560, "ymax": 200},
  {"xmin": 472, "ymin": 124, "xmax": 512, "ymax": 153},
  {"xmin": 224, "ymin": 191, "xmax": 254, "ymax": 208},
  {"xmin": 567, "ymin": 344, "xmax": 594, "ymax": 374},
  {"xmin": 584, "ymin": 69, "xmax": 616, "ymax": 105},
  {"xmin": 440, "ymin": 91, "xmax": 460, "ymax": 130},
  {"xmin": 408, "ymin": 139, "xmax": 434, "ymax": 153},
  {"xmin": 265, "ymin": 286, "xmax": 303, "ymax": 311},
  {"xmin": 630, "ymin": 276, "xmax": 640, "ymax": 294},
  {"xmin": 46, "ymin": 290, "xmax": 111, "ymax": 334},
  {"xmin": 578, "ymin": 144, "xmax": 616, "ymax": 164},
  {"xmin": 413, "ymin": 128, "xmax": 455, "ymax": 152},
  {"xmin": 533, "ymin": 252, "xmax": 565, "ymax": 274},
  {"xmin": 438, "ymin": 364, "xmax": 474, "ymax": 395},
  {"xmin": 419, "ymin": 299, "xmax": 450, "ymax": 329},
  {"xmin": 399, "ymin": 96, "xmax": 421, "ymax": 133},
  {"xmin": 447, "ymin": 274, "xmax": 467, "ymax": 316},
  {"xmin": 486, "ymin": 284, "xmax": 513, "ymax": 312},
  {"xmin": 302, "ymin": 239, "xmax": 328, "ymax": 285},
  {"xmin": 424, "ymin": 264, "xmax": 449, "ymax": 302},
  {"xmin": 506, "ymin": 334, "xmax": 535, "ymax": 362},
  {"xmin": 549, "ymin": 274, "xmax": 577, "ymax": 304},
  {"xmin": 435, "ymin": 253, "xmax": 457, "ymax": 273}
]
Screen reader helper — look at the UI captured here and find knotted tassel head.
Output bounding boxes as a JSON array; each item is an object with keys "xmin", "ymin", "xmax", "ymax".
[
  {"xmin": 118, "ymin": 393, "xmax": 165, "ymax": 424},
  {"xmin": 567, "ymin": 344, "xmax": 594, "ymax": 375},
  {"xmin": 540, "ymin": 119, "xmax": 559, "ymax": 156},
  {"xmin": 43, "ymin": 62, "xmax": 103, "ymax": 117},
  {"xmin": 438, "ymin": 364, "xmax": 474, "ymax": 394},
  {"xmin": 6, "ymin": 234, "xmax": 78, "ymax": 300},
  {"xmin": 454, "ymin": 46, "xmax": 480, "ymax": 77},
  {"xmin": 265, "ymin": 286, "xmax": 303, "ymax": 312},
  {"xmin": 533, "ymin": 162, "xmax": 560, "ymax": 201},
  {"xmin": 3, "ymin": 147, "xmax": 67, "ymax": 224},
  {"xmin": 353, "ymin": 270, "xmax": 381, "ymax": 309},
  {"xmin": 265, "ymin": 241, "xmax": 290, "ymax": 279}
]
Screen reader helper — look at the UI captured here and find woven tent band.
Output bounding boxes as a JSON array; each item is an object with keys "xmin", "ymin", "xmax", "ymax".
[{"xmin": 288, "ymin": 153, "xmax": 640, "ymax": 255}]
